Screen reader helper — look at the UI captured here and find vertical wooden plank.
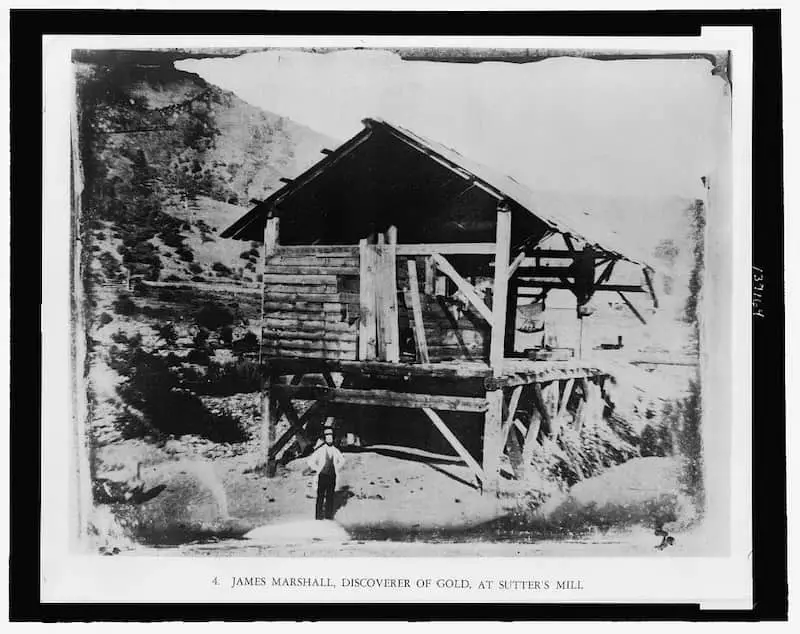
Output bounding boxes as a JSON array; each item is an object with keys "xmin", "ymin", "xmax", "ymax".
[
  {"xmin": 557, "ymin": 378, "xmax": 575, "ymax": 422},
  {"xmin": 482, "ymin": 388, "xmax": 504, "ymax": 491},
  {"xmin": 259, "ymin": 217, "xmax": 280, "ymax": 366},
  {"xmin": 484, "ymin": 202, "xmax": 512, "ymax": 490},
  {"xmin": 643, "ymin": 267, "xmax": 659, "ymax": 308},
  {"xmin": 424, "ymin": 257, "xmax": 435, "ymax": 295},
  {"xmin": 490, "ymin": 203, "xmax": 512, "ymax": 370},
  {"xmin": 501, "ymin": 385, "xmax": 523, "ymax": 443},
  {"xmin": 575, "ymin": 378, "xmax": 590, "ymax": 433},
  {"xmin": 262, "ymin": 374, "xmax": 279, "ymax": 477},
  {"xmin": 406, "ymin": 259, "xmax": 429, "ymax": 363},
  {"xmin": 375, "ymin": 234, "xmax": 385, "ymax": 359},
  {"xmin": 504, "ymin": 277, "xmax": 519, "ymax": 355},
  {"xmin": 533, "ymin": 381, "xmax": 556, "ymax": 438},
  {"xmin": 384, "ymin": 226, "xmax": 400, "ymax": 362},
  {"xmin": 358, "ymin": 239, "xmax": 377, "ymax": 360}
]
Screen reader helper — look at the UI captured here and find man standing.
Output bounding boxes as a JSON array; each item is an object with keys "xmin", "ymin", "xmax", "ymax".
[{"xmin": 307, "ymin": 424, "xmax": 345, "ymax": 520}]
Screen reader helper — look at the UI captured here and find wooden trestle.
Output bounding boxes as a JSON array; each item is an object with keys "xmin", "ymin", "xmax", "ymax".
[
  {"xmin": 260, "ymin": 357, "xmax": 610, "ymax": 491},
  {"xmin": 253, "ymin": 198, "xmax": 631, "ymax": 493}
]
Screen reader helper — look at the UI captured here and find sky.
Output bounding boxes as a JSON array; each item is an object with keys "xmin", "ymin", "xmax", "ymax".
[{"xmin": 178, "ymin": 49, "xmax": 729, "ymax": 201}]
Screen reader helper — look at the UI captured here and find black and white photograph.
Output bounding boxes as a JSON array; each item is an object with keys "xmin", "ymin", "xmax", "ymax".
[{"xmin": 30, "ymin": 22, "xmax": 767, "ymax": 608}]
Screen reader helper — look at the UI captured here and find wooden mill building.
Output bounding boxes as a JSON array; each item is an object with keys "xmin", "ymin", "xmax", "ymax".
[{"xmin": 222, "ymin": 118, "xmax": 657, "ymax": 491}]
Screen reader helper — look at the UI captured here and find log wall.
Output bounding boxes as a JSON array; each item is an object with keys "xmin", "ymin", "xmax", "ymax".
[{"xmin": 261, "ymin": 248, "xmax": 360, "ymax": 360}]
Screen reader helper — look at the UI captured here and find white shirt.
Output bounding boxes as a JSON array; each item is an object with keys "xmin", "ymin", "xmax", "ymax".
[{"xmin": 307, "ymin": 443, "xmax": 345, "ymax": 475}]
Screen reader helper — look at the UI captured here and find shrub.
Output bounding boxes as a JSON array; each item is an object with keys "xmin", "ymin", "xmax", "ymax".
[
  {"xmin": 200, "ymin": 359, "xmax": 262, "ymax": 395},
  {"xmin": 211, "ymin": 261, "xmax": 232, "ymax": 276},
  {"xmin": 113, "ymin": 294, "xmax": 138, "ymax": 316},
  {"xmin": 195, "ymin": 304, "xmax": 234, "ymax": 330},
  {"xmin": 98, "ymin": 312, "xmax": 113, "ymax": 326},
  {"xmin": 232, "ymin": 331, "xmax": 259, "ymax": 353},
  {"xmin": 188, "ymin": 263, "xmax": 203, "ymax": 274},
  {"xmin": 176, "ymin": 246, "xmax": 194, "ymax": 262},
  {"xmin": 156, "ymin": 323, "xmax": 178, "ymax": 345},
  {"xmin": 219, "ymin": 325, "xmax": 234, "ymax": 346},
  {"xmin": 115, "ymin": 342, "xmax": 246, "ymax": 442},
  {"xmin": 186, "ymin": 348, "xmax": 211, "ymax": 365}
]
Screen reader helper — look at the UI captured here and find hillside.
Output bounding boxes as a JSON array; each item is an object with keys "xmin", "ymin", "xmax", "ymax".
[{"xmin": 76, "ymin": 56, "xmax": 338, "ymax": 289}]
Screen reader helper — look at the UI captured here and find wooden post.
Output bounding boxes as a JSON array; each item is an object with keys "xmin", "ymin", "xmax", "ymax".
[
  {"xmin": 375, "ymin": 233, "xmax": 385, "ymax": 359},
  {"xmin": 384, "ymin": 226, "xmax": 400, "ymax": 362},
  {"xmin": 504, "ymin": 277, "xmax": 519, "ymax": 356},
  {"xmin": 424, "ymin": 257, "xmax": 435, "ymax": 295},
  {"xmin": 358, "ymin": 238, "xmax": 377, "ymax": 360},
  {"xmin": 406, "ymin": 259, "xmax": 429, "ymax": 363},
  {"xmin": 489, "ymin": 202, "xmax": 512, "ymax": 369},
  {"xmin": 533, "ymin": 381, "xmax": 557, "ymax": 438},
  {"xmin": 261, "ymin": 373, "xmax": 279, "ymax": 477},
  {"xmin": 484, "ymin": 201, "xmax": 512, "ymax": 492},
  {"xmin": 259, "ymin": 217, "xmax": 280, "ymax": 365}
]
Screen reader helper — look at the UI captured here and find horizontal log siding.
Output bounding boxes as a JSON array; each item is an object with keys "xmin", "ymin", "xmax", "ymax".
[{"xmin": 263, "ymin": 247, "xmax": 359, "ymax": 360}]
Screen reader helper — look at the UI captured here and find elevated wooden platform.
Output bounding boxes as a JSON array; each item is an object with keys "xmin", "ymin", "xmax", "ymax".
[{"xmin": 259, "ymin": 356, "xmax": 612, "ymax": 491}]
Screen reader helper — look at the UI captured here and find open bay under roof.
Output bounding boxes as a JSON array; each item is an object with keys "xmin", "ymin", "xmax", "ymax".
[{"xmin": 222, "ymin": 117, "xmax": 650, "ymax": 268}]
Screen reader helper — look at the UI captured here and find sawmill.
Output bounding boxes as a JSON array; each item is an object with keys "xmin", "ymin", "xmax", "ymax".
[{"xmin": 222, "ymin": 117, "xmax": 658, "ymax": 492}]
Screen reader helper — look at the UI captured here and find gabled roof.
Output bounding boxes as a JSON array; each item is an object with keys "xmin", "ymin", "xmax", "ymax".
[{"xmin": 222, "ymin": 117, "xmax": 652, "ymax": 268}]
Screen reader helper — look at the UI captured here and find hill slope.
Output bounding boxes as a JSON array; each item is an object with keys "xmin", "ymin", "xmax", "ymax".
[{"xmin": 76, "ymin": 56, "xmax": 338, "ymax": 288}]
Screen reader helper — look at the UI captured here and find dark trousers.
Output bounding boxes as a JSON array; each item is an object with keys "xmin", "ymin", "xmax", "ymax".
[{"xmin": 315, "ymin": 472, "xmax": 336, "ymax": 520}]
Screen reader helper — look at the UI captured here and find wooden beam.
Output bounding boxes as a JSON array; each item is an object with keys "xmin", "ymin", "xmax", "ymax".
[
  {"xmin": 396, "ymin": 243, "xmax": 497, "ymax": 256},
  {"xmin": 517, "ymin": 282, "xmax": 647, "ymax": 293},
  {"xmin": 265, "ymin": 292, "xmax": 361, "ymax": 303},
  {"xmin": 557, "ymin": 378, "xmax": 575, "ymax": 423},
  {"xmin": 643, "ymin": 267, "xmax": 659, "ymax": 309},
  {"xmin": 563, "ymin": 233, "xmax": 576, "ymax": 252},
  {"xmin": 275, "ymin": 245, "xmax": 359, "ymax": 256},
  {"xmin": 424, "ymin": 257, "xmax": 435, "ymax": 295},
  {"xmin": 383, "ymin": 226, "xmax": 400, "ymax": 362},
  {"xmin": 507, "ymin": 251, "xmax": 526, "ymax": 278},
  {"xmin": 483, "ymin": 389, "xmax": 504, "ymax": 491},
  {"xmin": 490, "ymin": 204, "xmax": 512, "ymax": 369},
  {"xmin": 521, "ymin": 408, "xmax": 542, "ymax": 476},
  {"xmin": 358, "ymin": 239, "xmax": 377, "ymax": 360},
  {"xmin": 532, "ymin": 382, "xmax": 555, "ymax": 438},
  {"xmin": 617, "ymin": 291, "xmax": 647, "ymax": 325},
  {"xmin": 423, "ymin": 408, "xmax": 486, "ymax": 486},
  {"xmin": 261, "ymin": 375, "xmax": 279, "ymax": 477},
  {"xmin": 431, "ymin": 253, "xmax": 494, "ymax": 325},
  {"xmin": 268, "ymin": 399, "xmax": 327, "ymax": 460},
  {"xmin": 271, "ymin": 385, "xmax": 312, "ymax": 450},
  {"xmin": 406, "ymin": 259, "xmax": 430, "ymax": 363},
  {"xmin": 501, "ymin": 385, "xmax": 523, "ymax": 443},
  {"xmin": 594, "ymin": 260, "xmax": 617, "ymax": 286},
  {"xmin": 524, "ymin": 249, "xmax": 615, "ymax": 260},
  {"xmin": 279, "ymin": 385, "xmax": 489, "ymax": 412},
  {"xmin": 264, "ymin": 265, "xmax": 359, "ymax": 276},
  {"xmin": 259, "ymin": 217, "xmax": 280, "ymax": 366}
]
